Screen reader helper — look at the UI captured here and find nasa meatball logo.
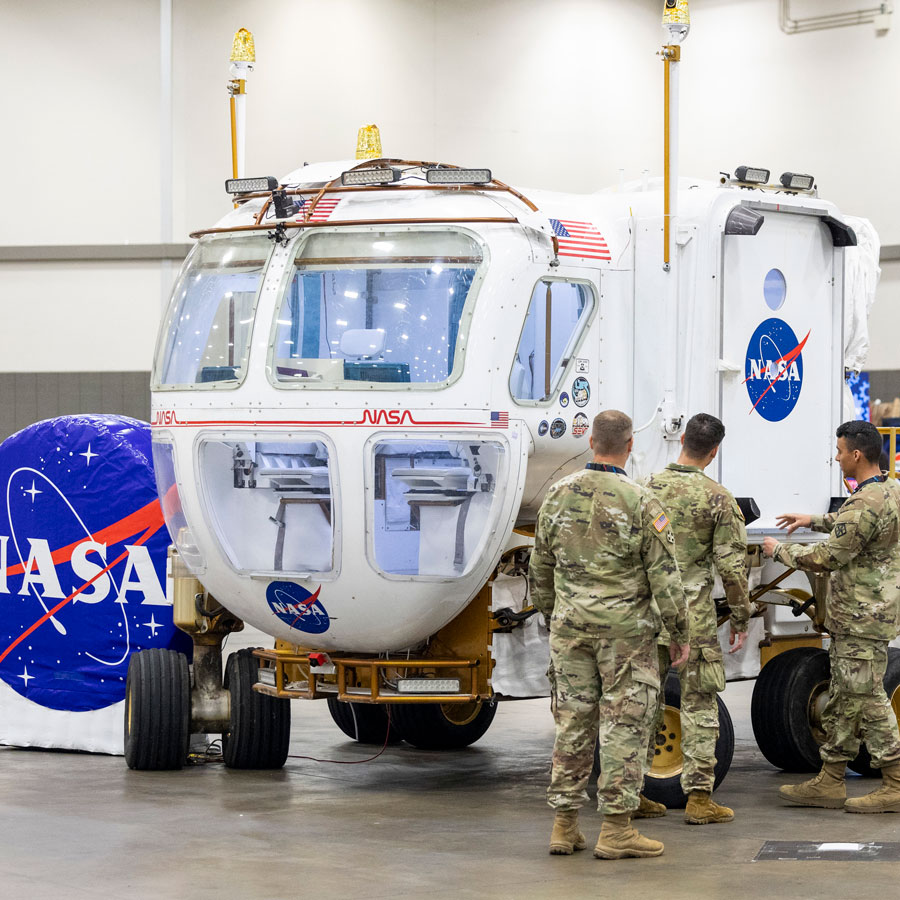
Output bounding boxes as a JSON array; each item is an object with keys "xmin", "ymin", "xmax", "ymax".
[
  {"xmin": 743, "ymin": 318, "xmax": 810, "ymax": 422},
  {"xmin": 266, "ymin": 581, "xmax": 331, "ymax": 634},
  {"xmin": 0, "ymin": 417, "xmax": 185, "ymax": 713}
]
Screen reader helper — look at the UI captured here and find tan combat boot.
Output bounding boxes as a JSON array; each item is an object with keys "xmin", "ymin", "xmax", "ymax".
[
  {"xmin": 634, "ymin": 793, "xmax": 667, "ymax": 819},
  {"xmin": 845, "ymin": 762, "xmax": 900, "ymax": 814},
  {"xmin": 549, "ymin": 810, "xmax": 587, "ymax": 855},
  {"xmin": 684, "ymin": 790, "xmax": 734, "ymax": 824},
  {"xmin": 593, "ymin": 813, "xmax": 664, "ymax": 859},
  {"xmin": 778, "ymin": 762, "xmax": 846, "ymax": 809}
]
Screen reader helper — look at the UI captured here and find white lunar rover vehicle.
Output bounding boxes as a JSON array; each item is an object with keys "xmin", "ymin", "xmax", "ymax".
[{"xmin": 125, "ymin": 15, "xmax": 892, "ymax": 806}]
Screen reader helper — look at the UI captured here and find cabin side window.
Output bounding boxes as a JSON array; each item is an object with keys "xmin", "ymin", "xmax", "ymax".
[
  {"xmin": 268, "ymin": 229, "xmax": 485, "ymax": 388},
  {"xmin": 152, "ymin": 236, "xmax": 272, "ymax": 390},
  {"xmin": 509, "ymin": 280, "xmax": 593, "ymax": 403}
]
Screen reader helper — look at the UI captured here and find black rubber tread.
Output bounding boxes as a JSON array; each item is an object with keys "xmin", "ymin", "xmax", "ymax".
[
  {"xmin": 124, "ymin": 648, "xmax": 190, "ymax": 771},
  {"xmin": 847, "ymin": 647, "xmax": 900, "ymax": 777},
  {"xmin": 641, "ymin": 671, "xmax": 735, "ymax": 809},
  {"xmin": 326, "ymin": 698, "xmax": 403, "ymax": 745},
  {"xmin": 390, "ymin": 698, "xmax": 497, "ymax": 750},
  {"xmin": 222, "ymin": 648, "xmax": 291, "ymax": 769},
  {"xmin": 751, "ymin": 647, "xmax": 826, "ymax": 773}
]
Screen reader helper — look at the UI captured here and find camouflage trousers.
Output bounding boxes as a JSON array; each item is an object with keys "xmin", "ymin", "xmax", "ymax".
[
  {"xmin": 647, "ymin": 642, "xmax": 725, "ymax": 793},
  {"xmin": 820, "ymin": 634, "xmax": 900, "ymax": 768},
  {"xmin": 547, "ymin": 627, "xmax": 660, "ymax": 816}
]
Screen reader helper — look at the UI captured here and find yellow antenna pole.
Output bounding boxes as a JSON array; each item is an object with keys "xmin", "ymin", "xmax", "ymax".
[{"xmin": 228, "ymin": 28, "xmax": 255, "ymax": 192}]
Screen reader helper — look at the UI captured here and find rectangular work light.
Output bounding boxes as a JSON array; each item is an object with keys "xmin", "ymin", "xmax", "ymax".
[
  {"xmin": 225, "ymin": 176, "xmax": 279, "ymax": 194},
  {"xmin": 341, "ymin": 167, "xmax": 402, "ymax": 186},
  {"xmin": 426, "ymin": 168, "xmax": 493, "ymax": 185},
  {"xmin": 734, "ymin": 166, "xmax": 770, "ymax": 185},
  {"xmin": 780, "ymin": 172, "xmax": 815, "ymax": 191},
  {"xmin": 397, "ymin": 678, "xmax": 461, "ymax": 694}
]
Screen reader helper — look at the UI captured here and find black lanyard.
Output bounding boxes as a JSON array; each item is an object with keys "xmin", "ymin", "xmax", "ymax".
[
  {"xmin": 586, "ymin": 463, "xmax": 626, "ymax": 475},
  {"xmin": 854, "ymin": 475, "xmax": 885, "ymax": 492}
]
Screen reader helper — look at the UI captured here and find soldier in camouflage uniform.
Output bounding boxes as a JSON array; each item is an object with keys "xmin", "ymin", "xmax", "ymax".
[
  {"xmin": 530, "ymin": 410, "xmax": 689, "ymax": 859},
  {"xmin": 763, "ymin": 420, "xmax": 900, "ymax": 812},
  {"xmin": 643, "ymin": 413, "xmax": 750, "ymax": 824}
]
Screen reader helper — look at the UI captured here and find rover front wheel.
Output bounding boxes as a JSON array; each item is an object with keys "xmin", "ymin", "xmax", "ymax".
[{"xmin": 124, "ymin": 648, "xmax": 190, "ymax": 771}]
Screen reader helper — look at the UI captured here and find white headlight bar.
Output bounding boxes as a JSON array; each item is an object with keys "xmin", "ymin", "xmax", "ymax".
[
  {"xmin": 341, "ymin": 167, "xmax": 402, "ymax": 186},
  {"xmin": 780, "ymin": 172, "xmax": 815, "ymax": 191},
  {"xmin": 426, "ymin": 168, "xmax": 492, "ymax": 185},
  {"xmin": 734, "ymin": 166, "xmax": 770, "ymax": 185},
  {"xmin": 396, "ymin": 678, "xmax": 461, "ymax": 694},
  {"xmin": 225, "ymin": 176, "xmax": 279, "ymax": 194}
]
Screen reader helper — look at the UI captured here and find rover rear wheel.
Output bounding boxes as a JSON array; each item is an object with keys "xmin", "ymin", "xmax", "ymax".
[
  {"xmin": 222, "ymin": 648, "xmax": 291, "ymax": 769},
  {"xmin": 641, "ymin": 672, "xmax": 734, "ymax": 809},
  {"xmin": 326, "ymin": 698, "xmax": 403, "ymax": 745},
  {"xmin": 124, "ymin": 648, "xmax": 190, "ymax": 771},
  {"xmin": 390, "ymin": 698, "xmax": 497, "ymax": 750}
]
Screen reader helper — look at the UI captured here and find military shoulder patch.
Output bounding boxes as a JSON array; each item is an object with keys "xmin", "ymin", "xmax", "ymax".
[
  {"xmin": 653, "ymin": 512, "xmax": 669, "ymax": 532},
  {"xmin": 834, "ymin": 522, "xmax": 847, "ymax": 537}
]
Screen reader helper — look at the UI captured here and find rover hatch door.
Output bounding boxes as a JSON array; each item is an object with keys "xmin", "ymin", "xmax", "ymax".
[{"xmin": 719, "ymin": 210, "xmax": 841, "ymax": 531}]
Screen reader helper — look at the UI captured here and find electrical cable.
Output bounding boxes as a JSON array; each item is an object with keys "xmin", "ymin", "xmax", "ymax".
[{"xmin": 287, "ymin": 706, "xmax": 394, "ymax": 765}]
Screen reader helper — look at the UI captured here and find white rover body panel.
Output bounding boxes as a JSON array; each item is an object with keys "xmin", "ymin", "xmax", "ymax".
[{"xmin": 150, "ymin": 160, "xmax": 854, "ymax": 656}]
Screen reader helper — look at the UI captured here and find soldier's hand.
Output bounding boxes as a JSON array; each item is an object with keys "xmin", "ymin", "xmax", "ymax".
[
  {"xmin": 729, "ymin": 628, "xmax": 747, "ymax": 654},
  {"xmin": 669, "ymin": 641, "xmax": 690, "ymax": 667},
  {"xmin": 762, "ymin": 536, "xmax": 778, "ymax": 558},
  {"xmin": 775, "ymin": 513, "xmax": 811, "ymax": 534}
]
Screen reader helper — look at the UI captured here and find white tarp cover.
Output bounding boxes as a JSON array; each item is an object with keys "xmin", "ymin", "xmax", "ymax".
[
  {"xmin": 843, "ymin": 216, "xmax": 881, "ymax": 373},
  {"xmin": 490, "ymin": 573, "xmax": 551, "ymax": 697}
]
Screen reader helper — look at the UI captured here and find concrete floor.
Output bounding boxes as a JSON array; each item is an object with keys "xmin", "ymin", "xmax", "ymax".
[{"xmin": 2, "ymin": 678, "xmax": 900, "ymax": 899}]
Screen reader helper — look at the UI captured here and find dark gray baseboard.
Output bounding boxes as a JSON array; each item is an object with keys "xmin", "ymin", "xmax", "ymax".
[{"xmin": 0, "ymin": 372, "xmax": 150, "ymax": 444}]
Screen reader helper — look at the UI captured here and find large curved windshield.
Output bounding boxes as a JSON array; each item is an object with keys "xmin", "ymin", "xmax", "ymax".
[
  {"xmin": 153, "ymin": 236, "xmax": 272, "ymax": 389},
  {"xmin": 269, "ymin": 230, "xmax": 484, "ymax": 386}
]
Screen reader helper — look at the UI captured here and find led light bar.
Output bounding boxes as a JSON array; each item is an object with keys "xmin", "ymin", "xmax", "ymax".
[
  {"xmin": 397, "ymin": 678, "xmax": 461, "ymax": 694},
  {"xmin": 780, "ymin": 172, "xmax": 815, "ymax": 191},
  {"xmin": 257, "ymin": 668, "xmax": 276, "ymax": 686},
  {"xmin": 225, "ymin": 176, "xmax": 279, "ymax": 194},
  {"xmin": 426, "ymin": 168, "xmax": 492, "ymax": 185},
  {"xmin": 341, "ymin": 167, "xmax": 401, "ymax": 186},
  {"xmin": 734, "ymin": 166, "xmax": 770, "ymax": 185}
]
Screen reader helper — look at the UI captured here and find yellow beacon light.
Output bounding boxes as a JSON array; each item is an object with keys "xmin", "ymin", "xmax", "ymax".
[
  {"xmin": 662, "ymin": 0, "xmax": 690, "ymax": 42},
  {"xmin": 230, "ymin": 27, "xmax": 256, "ymax": 63},
  {"xmin": 356, "ymin": 125, "xmax": 383, "ymax": 160}
]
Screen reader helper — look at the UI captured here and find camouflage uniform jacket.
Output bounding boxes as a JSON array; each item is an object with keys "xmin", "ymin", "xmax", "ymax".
[
  {"xmin": 773, "ymin": 478, "xmax": 900, "ymax": 641},
  {"xmin": 529, "ymin": 466, "xmax": 688, "ymax": 644},
  {"xmin": 644, "ymin": 463, "xmax": 750, "ymax": 647}
]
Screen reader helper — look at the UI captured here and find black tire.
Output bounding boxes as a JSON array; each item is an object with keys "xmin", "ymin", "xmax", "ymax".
[
  {"xmin": 326, "ymin": 698, "xmax": 403, "ymax": 745},
  {"xmin": 222, "ymin": 649, "xmax": 291, "ymax": 769},
  {"xmin": 847, "ymin": 647, "xmax": 900, "ymax": 777},
  {"xmin": 751, "ymin": 646, "xmax": 900, "ymax": 776},
  {"xmin": 751, "ymin": 647, "xmax": 829, "ymax": 773},
  {"xmin": 390, "ymin": 698, "xmax": 497, "ymax": 750},
  {"xmin": 124, "ymin": 648, "xmax": 190, "ymax": 771},
  {"xmin": 640, "ymin": 671, "xmax": 734, "ymax": 809}
]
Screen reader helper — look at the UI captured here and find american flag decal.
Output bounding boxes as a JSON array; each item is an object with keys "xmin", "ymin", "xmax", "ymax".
[
  {"xmin": 653, "ymin": 512, "xmax": 670, "ymax": 533},
  {"xmin": 297, "ymin": 197, "xmax": 342, "ymax": 222},
  {"xmin": 549, "ymin": 218, "xmax": 611, "ymax": 261},
  {"xmin": 490, "ymin": 411, "xmax": 509, "ymax": 428}
]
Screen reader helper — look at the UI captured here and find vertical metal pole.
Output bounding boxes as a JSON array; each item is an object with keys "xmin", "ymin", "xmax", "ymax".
[{"xmin": 544, "ymin": 282, "xmax": 553, "ymax": 399}]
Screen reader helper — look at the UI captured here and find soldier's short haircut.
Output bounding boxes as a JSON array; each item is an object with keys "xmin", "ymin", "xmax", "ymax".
[
  {"xmin": 592, "ymin": 410, "xmax": 633, "ymax": 454},
  {"xmin": 836, "ymin": 420, "xmax": 883, "ymax": 464},
  {"xmin": 683, "ymin": 413, "xmax": 726, "ymax": 457}
]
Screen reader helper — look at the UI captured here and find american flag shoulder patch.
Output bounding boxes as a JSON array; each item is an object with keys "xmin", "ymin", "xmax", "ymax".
[
  {"xmin": 653, "ymin": 512, "xmax": 669, "ymax": 532},
  {"xmin": 549, "ymin": 217, "xmax": 611, "ymax": 261},
  {"xmin": 490, "ymin": 411, "xmax": 509, "ymax": 428}
]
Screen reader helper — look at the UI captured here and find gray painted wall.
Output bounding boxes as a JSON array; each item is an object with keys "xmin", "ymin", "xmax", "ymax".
[{"xmin": 0, "ymin": 372, "xmax": 150, "ymax": 443}]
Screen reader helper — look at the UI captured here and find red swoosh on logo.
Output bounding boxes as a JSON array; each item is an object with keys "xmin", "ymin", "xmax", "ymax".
[
  {"xmin": 743, "ymin": 330, "xmax": 810, "ymax": 414},
  {"xmin": 0, "ymin": 520, "xmax": 165, "ymax": 666},
  {"xmin": 289, "ymin": 585, "xmax": 323, "ymax": 629}
]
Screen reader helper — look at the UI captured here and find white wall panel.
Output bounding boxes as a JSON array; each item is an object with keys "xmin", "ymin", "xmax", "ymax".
[{"xmin": 0, "ymin": 263, "xmax": 163, "ymax": 372}]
